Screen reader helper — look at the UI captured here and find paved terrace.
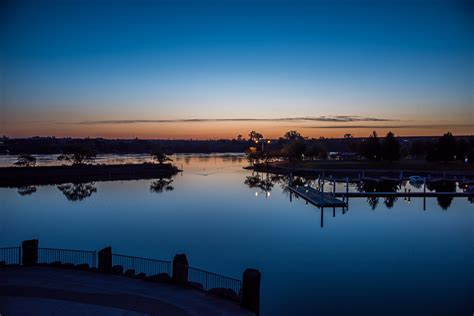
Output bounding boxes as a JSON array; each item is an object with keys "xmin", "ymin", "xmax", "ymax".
[{"xmin": 0, "ymin": 266, "xmax": 254, "ymax": 316}]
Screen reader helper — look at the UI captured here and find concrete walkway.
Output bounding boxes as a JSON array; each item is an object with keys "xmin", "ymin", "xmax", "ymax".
[{"xmin": 0, "ymin": 266, "xmax": 253, "ymax": 316}]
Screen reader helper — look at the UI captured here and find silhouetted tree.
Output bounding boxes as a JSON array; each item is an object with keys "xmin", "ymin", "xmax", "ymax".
[
  {"xmin": 261, "ymin": 150, "xmax": 277, "ymax": 166},
  {"xmin": 14, "ymin": 154, "xmax": 36, "ymax": 167},
  {"xmin": 467, "ymin": 148, "xmax": 474, "ymax": 164},
  {"xmin": 381, "ymin": 132, "xmax": 400, "ymax": 162},
  {"xmin": 283, "ymin": 130, "xmax": 304, "ymax": 141},
  {"xmin": 305, "ymin": 144, "xmax": 327, "ymax": 160},
  {"xmin": 437, "ymin": 132, "xmax": 457, "ymax": 161},
  {"xmin": 246, "ymin": 150, "xmax": 263, "ymax": 165},
  {"xmin": 151, "ymin": 151, "xmax": 173, "ymax": 164},
  {"xmin": 427, "ymin": 132, "xmax": 457, "ymax": 162},
  {"xmin": 248, "ymin": 131, "xmax": 263, "ymax": 142},
  {"xmin": 360, "ymin": 131, "xmax": 382, "ymax": 161},
  {"xmin": 58, "ymin": 147, "xmax": 96, "ymax": 165},
  {"xmin": 281, "ymin": 140, "xmax": 306, "ymax": 161},
  {"xmin": 409, "ymin": 140, "xmax": 429, "ymax": 159},
  {"xmin": 456, "ymin": 138, "xmax": 470, "ymax": 161}
]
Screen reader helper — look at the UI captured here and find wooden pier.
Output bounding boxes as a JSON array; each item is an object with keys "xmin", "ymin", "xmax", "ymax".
[{"xmin": 287, "ymin": 185, "xmax": 347, "ymax": 207}]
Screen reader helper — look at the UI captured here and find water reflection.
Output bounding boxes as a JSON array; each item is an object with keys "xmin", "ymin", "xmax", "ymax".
[
  {"xmin": 244, "ymin": 173, "xmax": 275, "ymax": 197},
  {"xmin": 249, "ymin": 174, "xmax": 464, "ymax": 211},
  {"xmin": 150, "ymin": 178, "xmax": 174, "ymax": 193},
  {"xmin": 57, "ymin": 182, "xmax": 97, "ymax": 201},
  {"xmin": 357, "ymin": 180, "xmax": 400, "ymax": 210},
  {"xmin": 17, "ymin": 185, "xmax": 37, "ymax": 196},
  {"xmin": 427, "ymin": 180, "xmax": 456, "ymax": 210}
]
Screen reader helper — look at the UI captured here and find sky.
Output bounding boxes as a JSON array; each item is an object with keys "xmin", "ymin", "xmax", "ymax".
[{"xmin": 0, "ymin": 0, "xmax": 473, "ymax": 139}]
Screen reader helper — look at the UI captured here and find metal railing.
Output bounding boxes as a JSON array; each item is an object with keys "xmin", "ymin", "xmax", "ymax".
[
  {"xmin": 0, "ymin": 247, "xmax": 21, "ymax": 265},
  {"xmin": 185, "ymin": 265, "xmax": 242, "ymax": 296},
  {"xmin": 2, "ymin": 243, "xmax": 243, "ymax": 302},
  {"xmin": 37, "ymin": 247, "xmax": 96, "ymax": 267},
  {"xmin": 112, "ymin": 253, "xmax": 171, "ymax": 276}
]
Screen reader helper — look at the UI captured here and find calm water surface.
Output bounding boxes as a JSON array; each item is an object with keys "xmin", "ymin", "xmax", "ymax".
[{"xmin": 1, "ymin": 154, "xmax": 473, "ymax": 315}]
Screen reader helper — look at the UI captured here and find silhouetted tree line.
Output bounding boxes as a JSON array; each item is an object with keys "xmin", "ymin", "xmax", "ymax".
[
  {"xmin": 2, "ymin": 132, "xmax": 473, "ymax": 163},
  {"xmin": 246, "ymin": 130, "xmax": 473, "ymax": 164},
  {"xmin": 1, "ymin": 137, "xmax": 250, "ymax": 155},
  {"xmin": 345, "ymin": 131, "xmax": 473, "ymax": 163}
]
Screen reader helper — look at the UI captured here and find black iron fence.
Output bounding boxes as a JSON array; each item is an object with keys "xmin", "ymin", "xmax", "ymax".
[
  {"xmin": 111, "ymin": 253, "xmax": 171, "ymax": 276},
  {"xmin": 185, "ymin": 264, "xmax": 242, "ymax": 296},
  {"xmin": 0, "ymin": 247, "xmax": 21, "ymax": 265},
  {"xmin": 37, "ymin": 247, "xmax": 96, "ymax": 267},
  {"xmin": 2, "ymin": 243, "xmax": 246, "ymax": 304}
]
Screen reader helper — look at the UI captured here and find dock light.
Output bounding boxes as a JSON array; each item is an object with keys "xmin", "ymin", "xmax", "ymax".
[
  {"xmin": 267, "ymin": 140, "xmax": 271, "ymax": 144},
  {"xmin": 255, "ymin": 140, "xmax": 259, "ymax": 144}
]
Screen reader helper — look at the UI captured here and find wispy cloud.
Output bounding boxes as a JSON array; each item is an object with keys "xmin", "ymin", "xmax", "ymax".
[
  {"xmin": 77, "ymin": 116, "xmax": 396, "ymax": 125},
  {"xmin": 307, "ymin": 124, "xmax": 474, "ymax": 129}
]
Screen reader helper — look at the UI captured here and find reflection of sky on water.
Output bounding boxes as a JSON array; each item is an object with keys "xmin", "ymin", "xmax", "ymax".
[
  {"xmin": 1, "ymin": 154, "xmax": 472, "ymax": 315},
  {"xmin": 0, "ymin": 153, "xmax": 246, "ymax": 167}
]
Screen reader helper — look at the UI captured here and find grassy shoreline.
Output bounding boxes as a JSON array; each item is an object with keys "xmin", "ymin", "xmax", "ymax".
[{"xmin": 0, "ymin": 163, "xmax": 180, "ymax": 187}]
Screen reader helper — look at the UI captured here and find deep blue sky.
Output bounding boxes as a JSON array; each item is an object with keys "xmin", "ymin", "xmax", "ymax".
[{"xmin": 1, "ymin": 0, "xmax": 472, "ymax": 138}]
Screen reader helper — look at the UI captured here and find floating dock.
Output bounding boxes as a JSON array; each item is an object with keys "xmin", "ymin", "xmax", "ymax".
[
  {"xmin": 287, "ymin": 186, "xmax": 347, "ymax": 207},
  {"xmin": 334, "ymin": 192, "xmax": 473, "ymax": 198}
]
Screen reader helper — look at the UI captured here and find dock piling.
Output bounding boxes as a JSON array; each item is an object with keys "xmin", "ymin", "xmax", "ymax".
[
  {"xmin": 241, "ymin": 269, "xmax": 261, "ymax": 316},
  {"xmin": 321, "ymin": 180, "xmax": 324, "ymax": 200}
]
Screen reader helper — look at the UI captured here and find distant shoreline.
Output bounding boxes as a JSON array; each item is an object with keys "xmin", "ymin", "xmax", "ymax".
[
  {"xmin": 248, "ymin": 160, "xmax": 474, "ymax": 179},
  {"xmin": 0, "ymin": 163, "xmax": 180, "ymax": 187}
]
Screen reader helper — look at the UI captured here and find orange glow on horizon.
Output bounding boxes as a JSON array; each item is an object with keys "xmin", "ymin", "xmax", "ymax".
[{"xmin": 2, "ymin": 120, "xmax": 473, "ymax": 139}]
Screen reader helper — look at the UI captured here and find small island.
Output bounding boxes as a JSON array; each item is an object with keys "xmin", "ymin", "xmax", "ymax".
[{"xmin": 0, "ymin": 149, "xmax": 179, "ymax": 187}]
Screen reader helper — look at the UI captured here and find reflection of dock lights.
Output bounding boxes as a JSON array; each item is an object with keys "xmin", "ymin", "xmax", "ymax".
[
  {"xmin": 255, "ymin": 192, "xmax": 259, "ymax": 197},
  {"xmin": 266, "ymin": 191, "xmax": 271, "ymax": 197}
]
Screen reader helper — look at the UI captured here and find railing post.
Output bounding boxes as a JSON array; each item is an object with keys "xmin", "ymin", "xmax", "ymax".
[
  {"xmin": 172, "ymin": 253, "xmax": 188, "ymax": 284},
  {"xmin": 98, "ymin": 246, "xmax": 112, "ymax": 273},
  {"xmin": 241, "ymin": 268, "xmax": 261, "ymax": 315},
  {"xmin": 93, "ymin": 251, "xmax": 97, "ymax": 268},
  {"xmin": 21, "ymin": 239, "xmax": 38, "ymax": 266}
]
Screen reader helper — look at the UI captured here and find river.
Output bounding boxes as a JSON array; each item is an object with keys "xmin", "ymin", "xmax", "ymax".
[{"xmin": 1, "ymin": 154, "xmax": 473, "ymax": 315}]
